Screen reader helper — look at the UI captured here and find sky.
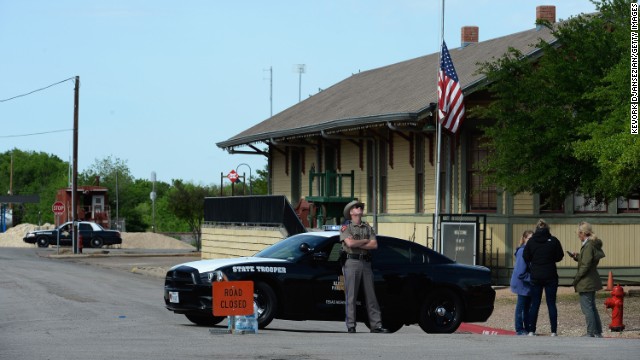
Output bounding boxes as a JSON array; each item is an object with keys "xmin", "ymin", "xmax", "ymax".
[{"xmin": 0, "ymin": 0, "xmax": 598, "ymax": 185}]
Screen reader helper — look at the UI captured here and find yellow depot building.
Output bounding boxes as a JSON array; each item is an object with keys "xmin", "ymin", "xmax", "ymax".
[{"xmin": 211, "ymin": 6, "xmax": 639, "ymax": 285}]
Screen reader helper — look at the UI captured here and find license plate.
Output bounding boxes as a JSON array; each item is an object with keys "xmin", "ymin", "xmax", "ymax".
[{"xmin": 169, "ymin": 291, "xmax": 179, "ymax": 303}]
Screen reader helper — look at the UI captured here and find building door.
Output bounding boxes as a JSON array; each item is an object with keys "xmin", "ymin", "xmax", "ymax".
[
  {"xmin": 92, "ymin": 195, "xmax": 104, "ymax": 214},
  {"xmin": 324, "ymin": 144, "xmax": 337, "ymax": 196}
]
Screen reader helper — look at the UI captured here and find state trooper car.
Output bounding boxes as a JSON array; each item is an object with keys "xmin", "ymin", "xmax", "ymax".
[{"xmin": 164, "ymin": 230, "xmax": 495, "ymax": 333}]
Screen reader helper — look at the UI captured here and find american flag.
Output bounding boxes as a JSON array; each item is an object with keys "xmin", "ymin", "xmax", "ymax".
[{"xmin": 437, "ymin": 41, "xmax": 465, "ymax": 133}]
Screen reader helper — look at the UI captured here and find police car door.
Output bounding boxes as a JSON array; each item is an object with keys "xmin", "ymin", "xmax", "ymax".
[
  {"xmin": 309, "ymin": 238, "xmax": 345, "ymax": 320},
  {"xmin": 59, "ymin": 223, "xmax": 73, "ymax": 245}
]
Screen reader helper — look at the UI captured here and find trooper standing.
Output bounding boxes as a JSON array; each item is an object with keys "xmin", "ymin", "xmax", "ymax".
[{"xmin": 340, "ymin": 200, "xmax": 389, "ymax": 334}]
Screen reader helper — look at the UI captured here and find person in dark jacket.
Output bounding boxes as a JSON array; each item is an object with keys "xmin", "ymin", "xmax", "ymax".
[
  {"xmin": 523, "ymin": 219, "xmax": 564, "ymax": 336},
  {"xmin": 569, "ymin": 221, "xmax": 606, "ymax": 337},
  {"xmin": 510, "ymin": 230, "xmax": 534, "ymax": 335}
]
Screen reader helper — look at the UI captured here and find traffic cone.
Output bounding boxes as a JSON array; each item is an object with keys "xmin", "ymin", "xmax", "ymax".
[{"xmin": 606, "ymin": 271, "xmax": 613, "ymax": 291}]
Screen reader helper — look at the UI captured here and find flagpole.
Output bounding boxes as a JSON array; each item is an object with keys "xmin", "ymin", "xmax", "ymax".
[{"xmin": 433, "ymin": 0, "xmax": 445, "ymax": 253}]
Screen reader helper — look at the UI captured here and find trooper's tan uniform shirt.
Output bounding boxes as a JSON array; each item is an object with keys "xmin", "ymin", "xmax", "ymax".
[{"xmin": 340, "ymin": 220, "xmax": 375, "ymax": 255}]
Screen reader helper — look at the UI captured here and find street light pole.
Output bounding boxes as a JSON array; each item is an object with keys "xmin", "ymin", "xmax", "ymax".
[
  {"xmin": 236, "ymin": 163, "xmax": 252, "ymax": 195},
  {"xmin": 294, "ymin": 64, "xmax": 306, "ymax": 102}
]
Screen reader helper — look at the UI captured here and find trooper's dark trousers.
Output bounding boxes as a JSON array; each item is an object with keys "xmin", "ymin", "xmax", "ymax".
[{"xmin": 342, "ymin": 258, "xmax": 382, "ymax": 329}]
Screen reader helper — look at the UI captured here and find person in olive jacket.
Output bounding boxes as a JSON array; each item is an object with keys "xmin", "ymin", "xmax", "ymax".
[
  {"xmin": 569, "ymin": 221, "xmax": 606, "ymax": 337},
  {"xmin": 523, "ymin": 219, "xmax": 564, "ymax": 336}
]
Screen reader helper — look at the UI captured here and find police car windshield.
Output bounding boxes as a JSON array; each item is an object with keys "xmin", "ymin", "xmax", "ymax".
[{"xmin": 255, "ymin": 233, "xmax": 330, "ymax": 261}]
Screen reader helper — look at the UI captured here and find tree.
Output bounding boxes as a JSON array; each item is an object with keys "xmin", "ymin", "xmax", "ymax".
[
  {"xmin": 79, "ymin": 156, "xmax": 190, "ymax": 232},
  {"xmin": 474, "ymin": 0, "xmax": 637, "ymax": 204},
  {"xmin": 252, "ymin": 166, "xmax": 269, "ymax": 195},
  {"xmin": 573, "ymin": 0, "xmax": 639, "ymax": 199},
  {"xmin": 166, "ymin": 180, "xmax": 214, "ymax": 250},
  {"xmin": 80, "ymin": 156, "xmax": 149, "ymax": 231},
  {"xmin": 0, "ymin": 149, "xmax": 68, "ymax": 225}
]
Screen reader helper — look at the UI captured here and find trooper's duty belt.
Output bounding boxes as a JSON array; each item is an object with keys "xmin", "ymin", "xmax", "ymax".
[{"xmin": 346, "ymin": 253, "xmax": 371, "ymax": 261}]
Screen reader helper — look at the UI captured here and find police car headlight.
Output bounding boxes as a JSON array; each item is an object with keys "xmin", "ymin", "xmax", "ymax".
[
  {"xmin": 25, "ymin": 233, "xmax": 35, "ymax": 238},
  {"xmin": 214, "ymin": 270, "xmax": 227, "ymax": 282},
  {"xmin": 204, "ymin": 270, "xmax": 227, "ymax": 283}
]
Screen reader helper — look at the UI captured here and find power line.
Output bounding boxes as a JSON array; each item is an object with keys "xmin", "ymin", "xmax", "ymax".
[
  {"xmin": 0, "ymin": 129, "xmax": 73, "ymax": 138},
  {"xmin": 0, "ymin": 77, "xmax": 75, "ymax": 103}
]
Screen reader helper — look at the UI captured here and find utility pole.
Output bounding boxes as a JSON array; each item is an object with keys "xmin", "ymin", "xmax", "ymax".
[{"xmin": 72, "ymin": 76, "xmax": 79, "ymax": 254}]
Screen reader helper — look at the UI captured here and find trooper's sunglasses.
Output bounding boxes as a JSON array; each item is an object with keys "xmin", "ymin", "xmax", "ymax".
[{"xmin": 354, "ymin": 205, "xmax": 363, "ymax": 209}]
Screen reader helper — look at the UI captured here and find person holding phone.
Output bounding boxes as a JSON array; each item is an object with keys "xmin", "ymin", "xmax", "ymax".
[{"xmin": 570, "ymin": 221, "xmax": 606, "ymax": 338}]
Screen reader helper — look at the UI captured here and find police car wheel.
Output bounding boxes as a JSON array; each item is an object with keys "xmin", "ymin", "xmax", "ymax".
[
  {"xmin": 418, "ymin": 288, "xmax": 463, "ymax": 334},
  {"xmin": 185, "ymin": 313, "xmax": 225, "ymax": 326},
  {"xmin": 37, "ymin": 237, "xmax": 49, "ymax": 248},
  {"xmin": 254, "ymin": 282, "xmax": 277, "ymax": 329},
  {"xmin": 90, "ymin": 237, "xmax": 104, "ymax": 248}
]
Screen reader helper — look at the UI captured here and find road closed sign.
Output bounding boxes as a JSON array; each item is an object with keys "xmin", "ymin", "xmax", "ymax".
[{"xmin": 212, "ymin": 281, "xmax": 254, "ymax": 316}]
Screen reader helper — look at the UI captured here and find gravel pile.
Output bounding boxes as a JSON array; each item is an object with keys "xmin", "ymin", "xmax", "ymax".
[{"xmin": 0, "ymin": 223, "xmax": 195, "ymax": 250}]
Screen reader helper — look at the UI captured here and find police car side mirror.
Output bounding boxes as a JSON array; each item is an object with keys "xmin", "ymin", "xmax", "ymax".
[{"xmin": 299, "ymin": 243, "xmax": 314, "ymax": 253}]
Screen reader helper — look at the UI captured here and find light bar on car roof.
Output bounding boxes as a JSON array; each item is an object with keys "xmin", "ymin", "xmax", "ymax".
[{"xmin": 323, "ymin": 225, "xmax": 341, "ymax": 231}]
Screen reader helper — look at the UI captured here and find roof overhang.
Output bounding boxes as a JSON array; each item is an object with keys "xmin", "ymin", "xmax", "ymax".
[{"xmin": 217, "ymin": 110, "xmax": 433, "ymax": 152}]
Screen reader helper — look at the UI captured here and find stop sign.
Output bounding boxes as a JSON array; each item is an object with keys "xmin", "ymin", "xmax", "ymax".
[
  {"xmin": 227, "ymin": 170, "xmax": 239, "ymax": 183},
  {"xmin": 52, "ymin": 201, "xmax": 65, "ymax": 215}
]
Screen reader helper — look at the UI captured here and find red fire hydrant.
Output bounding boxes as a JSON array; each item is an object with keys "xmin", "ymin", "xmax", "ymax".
[{"xmin": 604, "ymin": 284, "xmax": 625, "ymax": 332}]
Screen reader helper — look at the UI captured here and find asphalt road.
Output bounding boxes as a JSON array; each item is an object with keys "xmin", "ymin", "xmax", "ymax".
[{"xmin": 1, "ymin": 247, "xmax": 638, "ymax": 360}]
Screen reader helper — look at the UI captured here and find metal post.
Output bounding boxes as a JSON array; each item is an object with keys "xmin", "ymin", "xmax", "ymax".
[
  {"xmin": 115, "ymin": 170, "xmax": 119, "ymax": 230},
  {"xmin": 150, "ymin": 171, "xmax": 156, "ymax": 233},
  {"xmin": 236, "ymin": 163, "xmax": 252, "ymax": 195},
  {"xmin": 56, "ymin": 215, "xmax": 60, "ymax": 255}
]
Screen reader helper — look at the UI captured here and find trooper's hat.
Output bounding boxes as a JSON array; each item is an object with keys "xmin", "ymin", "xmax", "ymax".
[{"xmin": 343, "ymin": 200, "xmax": 365, "ymax": 220}]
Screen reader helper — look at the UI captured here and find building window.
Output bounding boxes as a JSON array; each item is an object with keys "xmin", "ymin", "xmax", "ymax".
[
  {"xmin": 290, "ymin": 149, "xmax": 301, "ymax": 203},
  {"xmin": 324, "ymin": 145, "xmax": 338, "ymax": 196},
  {"xmin": 617, "ymin": 196, "xmax": 640, "ymax": 213},
  {"xmin": 439, "ymin": 170, "xmax": 446, "ymax": 213},
  {"xmin": 467, "ymin": 134, "xmax": 496, "ymax": 212},
  {"xmin": 415, "ymin": 135, "xmax": 425, "ymax": 213},
  {"xmin": 367, "ymin": 141, "xmax": 374, "ymax": 208},
  {"xmin": 539, "ymin": 192, "xmax": 564, "ymax": 213},
  {"xmin": 574, "ymin": 193, "xmax": 607, "ymax": 213},
  {"xmin": 379, "ymin": 140, "xmax": 388, "ymax": 213}
]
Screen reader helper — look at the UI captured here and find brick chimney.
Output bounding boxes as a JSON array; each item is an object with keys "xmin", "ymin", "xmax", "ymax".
[
  {"xmin": 461, "ymin": 26, "xmax": 479, "ymax": 47},
  {"xmin": 536, "ymin": 5, "xmax": 556, "ymax": 30}
]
